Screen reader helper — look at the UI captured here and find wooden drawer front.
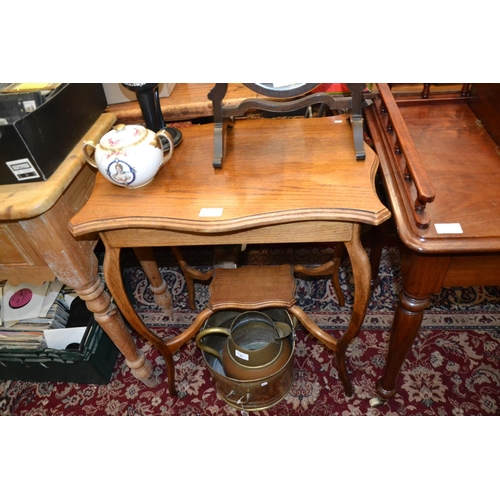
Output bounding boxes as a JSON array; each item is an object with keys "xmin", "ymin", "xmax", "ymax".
[
  {"xmin": 1, "ymin": 224, "xmax": 38, "ymax": 266},
  {"xmin": 443, "ymin": 253, "xmax": 500, "ymax": 288},
  {"xmin": 0, "ymin": 223, "xmax": 54, "ymax": 285}
]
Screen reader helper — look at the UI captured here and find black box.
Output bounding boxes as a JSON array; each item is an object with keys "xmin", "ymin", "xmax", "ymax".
[
  {"xmin": 0, "ymin": 83, "xmax": 107, "ymax": 185},
  {"xmin": 0, "ymin": 319, "xmax": 120, "ymax": 385}
]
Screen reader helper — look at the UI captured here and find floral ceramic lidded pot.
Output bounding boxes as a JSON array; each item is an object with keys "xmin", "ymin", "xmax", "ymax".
[{"xmin": 82, "ymin": 124, "xmax": 174, "ymax": 188}]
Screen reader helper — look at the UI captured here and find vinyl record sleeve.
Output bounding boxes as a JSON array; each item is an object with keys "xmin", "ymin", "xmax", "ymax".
[{"xmin": 2, "ymin": 282, "xmax": 50, "ymax": 323}]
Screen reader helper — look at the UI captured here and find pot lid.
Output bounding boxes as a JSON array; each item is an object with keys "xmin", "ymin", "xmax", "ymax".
[{"xmin": 99, "ymin": 124, "xmax": 148, "ymax": 150}]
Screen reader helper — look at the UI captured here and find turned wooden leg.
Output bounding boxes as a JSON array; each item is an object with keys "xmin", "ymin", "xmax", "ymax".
[
  {"xmin": 171, "ymin": 246, "xmax": 196, "ymax": 309},
  {"xmin": 75, "ymin": 275, "xmax": 157, "ymax": 387},
  {"xmin": 101, "ymin": 237, "xmax": 177, "ymax": 396},
  {"xmin": 133, "ymin": 247, "xmax": 173, "ymax": 315},
  {"xmin": 20, "ymin": 199, "xmax": 156, "ymax": 386},
  {"xmin": 376, "ymin": 250, "xmax": 449, "ymax": 400},
  {"xmin": 19, "ymin": 200, "xmax": 158, "ymax": 388},
  {"xmin": 376, "ymin": 289, "xmax": 430, "ymax": 400}
]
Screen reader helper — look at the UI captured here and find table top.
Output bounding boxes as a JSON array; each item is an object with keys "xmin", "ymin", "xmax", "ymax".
[
  {"xmin": 0, "ymin": 113, "xmax": 116, "ymax": 221},
  {"xmin": 366, "ymin": 95, "xmax": 500, "ymax": 253},
  {"xmin": 70, "ymin": 115, "xmax": 390, "ymax": 238}
]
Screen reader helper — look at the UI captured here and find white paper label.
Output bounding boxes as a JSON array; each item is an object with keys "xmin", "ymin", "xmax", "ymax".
[
  {"xmin": 6, "ymin": 158, "xmax": 40, "ymax": 181},
  {"xmin": 199, "ymin": 208, "xmax": 223, "ymax": 217},
  {"xmin": 235, "ymin": 349, "xmax": 249, "ymax": 361},
  {"xmin": 23, "ymin": 100, "xmax": 37, "ymax": 113},
  {"xmin": 434, "ymin": 223, "xmax": 463, "ymax": 234}
]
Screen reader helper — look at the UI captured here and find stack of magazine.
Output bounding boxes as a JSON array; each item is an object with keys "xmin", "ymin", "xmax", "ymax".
[{"xmin": 0, "ymin": 279, "xmax": 74, "ymax": 351}]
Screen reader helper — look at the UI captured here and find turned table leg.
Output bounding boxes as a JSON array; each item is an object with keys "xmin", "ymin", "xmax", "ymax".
[
  {"xmin": 75, "ymin": 274, "xmax": 157, "ymax": 386},
  {"xmin": 101, "ymin": 238, "xmax": 177, "ymax": 396},
  {"xmin": 133, "ymin": 247, "xmax": 173, "ymax": 315},
  {"xmin": 19, "ymin": 200, "xmax": 157, "ymax": 388},
  {"xmin": 375, "ymin": 288, "xmax": 430, "ymax": 400},
  {"xmin": 376, "ymin": 251, "xmax": 449, "ymax": 401}
]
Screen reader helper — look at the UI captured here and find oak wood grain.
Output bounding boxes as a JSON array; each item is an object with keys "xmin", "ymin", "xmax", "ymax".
[{"xmin": 70, "ymin": 115, "xmax": 390, "ymax": 238}]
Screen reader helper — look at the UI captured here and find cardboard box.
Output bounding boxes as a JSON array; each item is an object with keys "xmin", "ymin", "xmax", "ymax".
[
  {"xmin": 102, "ymin": 83, "xmax": 176, "ymax": 104},
  {"xmin": 0, "ymin": 83, "xmax": 108, "ymax": 185}
]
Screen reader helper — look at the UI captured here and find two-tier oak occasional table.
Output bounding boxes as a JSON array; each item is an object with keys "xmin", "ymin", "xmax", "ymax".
[
  {"xmin": 70, "ymin": 115, "xmax": 390, "ymax": 397},
  {"xmin": 0, "ymin": 113, "xmax": 157, "ymax": 387}
]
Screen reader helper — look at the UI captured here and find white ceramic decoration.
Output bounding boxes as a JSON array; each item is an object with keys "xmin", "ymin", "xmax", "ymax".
[{"xmin": 82, "ymin": 124, "xmax": 174, "ymax": 188}]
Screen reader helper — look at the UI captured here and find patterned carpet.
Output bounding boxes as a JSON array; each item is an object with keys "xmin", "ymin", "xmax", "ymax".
[{"xmin": 2, "ymin": 243, "xmax": 500, "ymax": 416}]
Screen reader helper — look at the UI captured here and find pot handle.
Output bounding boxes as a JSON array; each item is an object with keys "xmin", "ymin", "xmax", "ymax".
[
  {"xmin": 82, "ymin": 141, "xmax": 98, "ymax": 169},
  {"xmin": 156, "ymin": 129, "xmax": 174, "ymax": 164},
  {"xmin": 195, "ymin": 327, "xmax": 231, "ymax": 361},
  {"xmin": 274, "ymin": 322, "xmax": 292, "ymax": 340}
]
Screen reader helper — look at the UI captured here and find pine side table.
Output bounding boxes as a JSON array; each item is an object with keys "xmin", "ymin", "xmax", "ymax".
[{"xmin": 0, "ymin": 113, "xmax": 157, "ymax": 387}]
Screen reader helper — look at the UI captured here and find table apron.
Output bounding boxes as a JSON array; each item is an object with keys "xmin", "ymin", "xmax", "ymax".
[
  {"xmin": 100, "ymin": 221, "xmax": 355, "ymax": 248},
  {"xmin": 442, "ymin": 253, "xmax": 500, "ymax": 288}
]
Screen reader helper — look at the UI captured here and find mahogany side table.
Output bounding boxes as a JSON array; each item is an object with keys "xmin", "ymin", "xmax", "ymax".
[
  {"xmin": 365, "ymin": 84, "xmax": 500, "ymax": 403},
  {"xmin": 70, "ymin": 115, "xmax": 391, "ymax": 396}
]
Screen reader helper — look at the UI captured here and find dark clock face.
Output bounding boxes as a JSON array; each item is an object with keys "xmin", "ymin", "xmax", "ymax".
[{"xmin": 243, "ymin": 83, "xmax": 320, "ymax": 99}]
